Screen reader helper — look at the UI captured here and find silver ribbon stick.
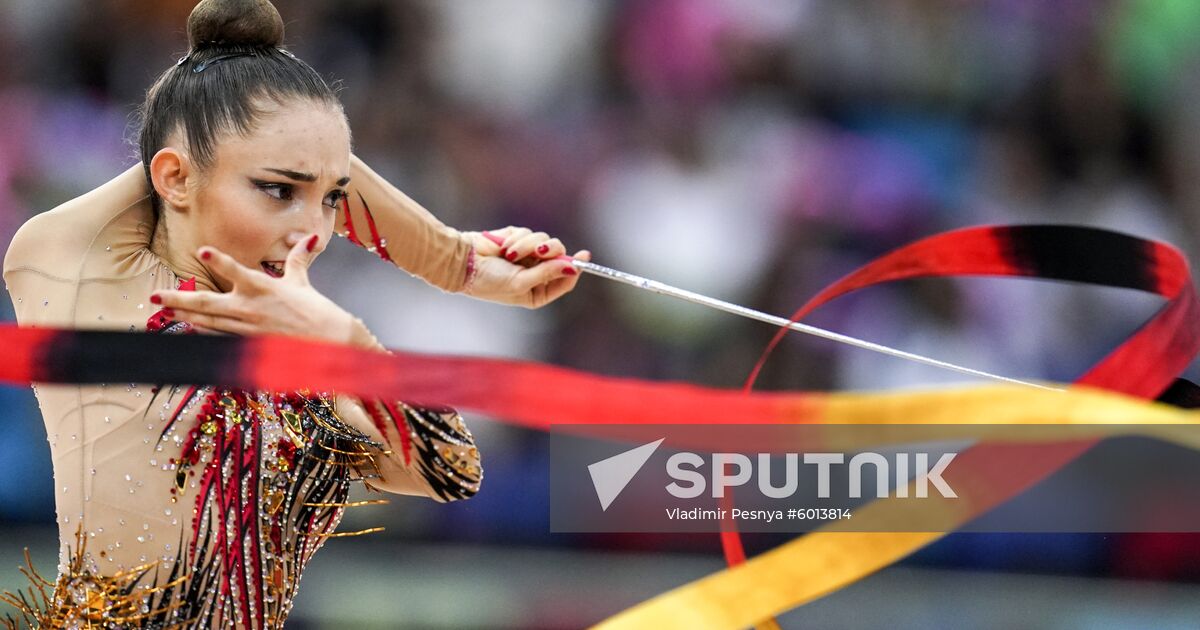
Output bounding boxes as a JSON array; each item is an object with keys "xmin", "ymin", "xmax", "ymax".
[{"xmin": 570, "ymin": 258, "xmax": 1059, "ymax": 392}]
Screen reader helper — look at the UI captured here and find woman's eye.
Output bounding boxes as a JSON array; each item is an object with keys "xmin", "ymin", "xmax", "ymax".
[
  {"xmin": 324, "ymin": 190, "xmax": 348, "ymax": 210},
  {"xmin": 257, "ymin": 182, "xmax": 294, "ymax": 202}
]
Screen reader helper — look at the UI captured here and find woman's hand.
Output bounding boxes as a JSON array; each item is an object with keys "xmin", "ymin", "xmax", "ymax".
[
  {"xmin": 460, "ymin": 227, "xmax": 590, "ymax": 308},
  {"xmin": 150, "ymin": 235, "xmax": 377, "ymax": 348}
]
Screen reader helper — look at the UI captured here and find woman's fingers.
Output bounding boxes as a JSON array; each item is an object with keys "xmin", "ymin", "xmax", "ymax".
[
  {"xmin": 538, "ymin": 238, "xmax": 567, "ymax": 259},
  {"xmin": 502, "ymin": 231, "xmax": 547, "ymax": 262},
  {"xmin": 497, "ymin": 227, "xmax": 532, "ymax": 258},
  {"xmin": 507, "ymin": 233, "xmax": 565, "ymax": 263},
  {"xmin": 510, "ymin": 249, "xmax": 589, "ymax": 289},
  {"xmin": 509, "ymin": 251, "xmax": 589, "ymax": 305},
  {"xmin": 151, "ymin": 288, "xmax": 224, "ymax": 312},
  {"xmin": 535, "ymin": 275, "xmax": 577, "ymax": 307},
  {"xmin": 150, "ymin": 289, "xmax": 255, "ymax": 322},
  {"xmin": 540, "ymin": 250, "xmax": 590, "ymax": 303},
  {"xmin": 198, "ymin": 246, "xmax": 267, "ymax": 292},
  {"xmin": 478, "ymin": 227, "xmax": 517, "ymax": 256},
  {"xmin": 187, "ymin": 322, "xmax": 232, "ymax": 336},
  {"xmin": 283, "ymin": 234, "xmax": 319, "ymax": 283},
  {"xmin": 482, "ymin": 226, "xmax": 518, "ymax": 243},
  {"xmin": 168, "ymin": 308, "xmax": 261, "ymax": 337},
  {"xmin": 480, "ymin": 228, "xmax": 567, "ymax": 263}
]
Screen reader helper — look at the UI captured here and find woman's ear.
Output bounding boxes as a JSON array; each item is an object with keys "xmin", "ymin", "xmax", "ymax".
[{"xmin": 149, "ymin": 148, "xmax": 192, "ymax": 210}]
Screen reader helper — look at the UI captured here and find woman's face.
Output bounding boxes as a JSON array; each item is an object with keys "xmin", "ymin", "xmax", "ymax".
[{"xmin": 184, "ymin": 98, "xmax": 351, "ymax": 290}]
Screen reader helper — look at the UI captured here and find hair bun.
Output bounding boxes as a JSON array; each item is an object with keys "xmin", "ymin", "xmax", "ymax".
[{"xmin": 187, "ymin": 0, "xmax": 284, "ymax": 50}]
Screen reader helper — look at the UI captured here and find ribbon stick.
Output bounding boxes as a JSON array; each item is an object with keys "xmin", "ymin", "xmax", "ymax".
[{"xmin": 483, "ymin": 233, "xmax": 1054, "ymax": 390}]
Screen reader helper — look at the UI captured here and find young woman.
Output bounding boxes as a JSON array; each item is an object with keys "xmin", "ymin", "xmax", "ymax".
[{"xmin": 1, "ymin": 0, "xmax": 587, "ymax": 627}]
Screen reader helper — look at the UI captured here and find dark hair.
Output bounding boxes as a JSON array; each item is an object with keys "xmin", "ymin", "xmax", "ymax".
[{"xmin": 138, "ymin": 0, "xmax": 342, "ymax": 208}]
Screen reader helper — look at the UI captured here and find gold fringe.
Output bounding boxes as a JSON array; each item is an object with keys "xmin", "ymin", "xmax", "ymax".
[
  {"xmin": 317, "ymin": 443, "xmax": 375, "ymax": 456},
  {"xmin": 307, "ymin": 526, "xmax": 385, "ymax": 539},
  {"xmin": 305, "ymin": 407, "xmax": 345, "ymax": 434},
  {"xmin": 302, "ymin": 499, "xmax": 390, "ymax": 508},
  {"xmin": 1, "ymin": 526, "xmax": 195, "ymax": 629},
  {"xmin": 301, "ymin": 452, "xmax": 370, "ymax": 467}
]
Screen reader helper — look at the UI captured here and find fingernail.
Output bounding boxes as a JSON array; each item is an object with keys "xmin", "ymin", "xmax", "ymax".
[
  {"xmin": 149, "ymin": 294, "xmax": 162, "ymax": 305},
  {"xmin": 499, "ymin": 247, "xmax": 508, "ymax": 258},
  {"xmin": 562, "ymin": 267, "xmax": 577, "ymax": 276},
  {"xmin": 200, "ymin": 250, "xmax": 212, "ymax": 261},
  {"xmin": 506, "ymin": 250, "xmax": 519, "ymax": 262},
  {"xmin": 537, "ymin": 244, "xmax": 549, "ymax": 255},
  {"xmin": 307, "ymin": 234, "xmax": 319, "ymax": 252},
  {"xmin": 162, "ymin": 308, "xmax": 176, "ymax": 318}
]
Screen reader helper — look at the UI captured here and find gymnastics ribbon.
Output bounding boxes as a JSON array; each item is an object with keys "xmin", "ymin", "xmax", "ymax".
[
  {"xmin": 1, "ymin": 225, "xmax": 1198, "ymax": 628},
  {"xmin": 611, "ymin": 224, "xmax": 1200, "ymax": 629}
]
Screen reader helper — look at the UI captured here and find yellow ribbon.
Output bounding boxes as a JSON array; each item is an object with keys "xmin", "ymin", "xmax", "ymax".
[{"xmin": 595, "ymin": 385, "xmax": 1197, "ymax": 629}]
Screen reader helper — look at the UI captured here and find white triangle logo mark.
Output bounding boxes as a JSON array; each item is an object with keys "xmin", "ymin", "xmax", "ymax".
[{"xmin": 588, "ymin": 438, "xmax": 665, "ymax": 512}]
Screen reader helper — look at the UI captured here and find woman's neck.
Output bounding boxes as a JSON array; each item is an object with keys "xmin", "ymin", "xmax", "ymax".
[{"xmin": 149, "ymin": 213, "xmax": 220, "ymax": 292}]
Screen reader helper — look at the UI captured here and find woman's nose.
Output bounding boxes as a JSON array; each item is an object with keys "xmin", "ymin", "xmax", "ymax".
[
  {"xmin": 285, "ymin": 232, "xmax": 308, "ymax": 249},
  {"xmin": 304, "ymin": 201, "xmax": 327, "ymax": 232},
  {"xmin": 287, "ymin": 202, "xmax": 326, "ymax": 242},
  {"xmin": 286, "ymin": 212, "xmax": 326, "ymax": 248}
]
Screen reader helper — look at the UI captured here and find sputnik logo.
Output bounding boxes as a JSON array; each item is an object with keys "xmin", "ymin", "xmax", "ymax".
[{"xmin": 587, "ymin": 438, "xmax": 665, "ymax": 511}]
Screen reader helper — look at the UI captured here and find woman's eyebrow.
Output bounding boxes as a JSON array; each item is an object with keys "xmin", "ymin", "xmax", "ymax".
[
  {"xmin": 264, "ymin": 167, "xmax": 317, "ymax": 182},
  {"xmin": 263, "ymin": 168, "xmax": 351, "ymax": 188}
]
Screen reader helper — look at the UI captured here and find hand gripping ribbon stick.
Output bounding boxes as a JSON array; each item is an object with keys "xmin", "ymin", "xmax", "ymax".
[{"xmin": 482, "ymin": 233, "xmax": 1060, "ymax": 392}]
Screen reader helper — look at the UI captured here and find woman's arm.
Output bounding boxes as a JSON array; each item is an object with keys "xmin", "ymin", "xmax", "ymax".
[
  {"xmin": 335, "ymin": 395, "xmax": 481, "ymax": 501},
  {"xmin": 4, "ymin": 165, "xmax": 151, "ymax": 325},
  {"xmin": 4, "ymin": 165, "xmax": 149, "ymax": 278},
  {"xmin": 344, "ymin": 155, "xmax": 590, "ymax": 307},
  {"xmin": 8, "ymin": 159, "xmax": 586, "ymax": 313},
  {"xmin": 341, "ymin": 155, "xmax": 473, "ymax": 292}
]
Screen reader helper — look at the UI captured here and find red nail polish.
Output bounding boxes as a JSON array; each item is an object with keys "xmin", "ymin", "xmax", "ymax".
[
  {"xmin": 537, "ymin": 244, "xmax": 549, "ymax": 255},
  {"xmin": 307, "ymin": 234, "xmax": 319, "ymax": 252},
  {"xmin": 506, "ymin": 250, "xmax": 519, "ymax": 261},
  {"xmin": 499, "ymin": 247, "xmax": 508, "ymax": 258},
  {"xmin": 162, "ymin": 308, "xmax": 176, "ymax": 318},
  {"xmin": 563, "ymin": 267, "xmax": 577, "ymax": 276},
  {"xmin": 150, "ymin": 294, "xmax": 162, "ymax": 305},
  {"xmin": 200, "ymin": 250, "xmax": 212, "ymax": 261}
]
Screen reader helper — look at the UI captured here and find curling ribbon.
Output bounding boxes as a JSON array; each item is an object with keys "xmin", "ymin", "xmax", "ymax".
[
  {"xmin": 1, "ymin": 225, "xmax": 1198, "ymax": 628},
  {"xmin": 613, "ymin": 224, "xmax": 1200, "ymax": 629}
]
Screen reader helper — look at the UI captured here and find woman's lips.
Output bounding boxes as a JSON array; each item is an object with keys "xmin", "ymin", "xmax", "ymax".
[{"xmin": 261, "ymin": 261, "xmax": 284, "ymax": 278}]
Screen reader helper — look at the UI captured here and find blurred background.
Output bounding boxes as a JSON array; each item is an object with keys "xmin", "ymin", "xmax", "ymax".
[{"xmin": 4, "ymin": 0, "xmax": 1200, "ymax": 627}]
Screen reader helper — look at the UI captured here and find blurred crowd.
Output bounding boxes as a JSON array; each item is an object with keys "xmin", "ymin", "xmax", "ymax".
[{"xmin": 5, "ymin": 0, "xmax": 1200, "ymax": 583}]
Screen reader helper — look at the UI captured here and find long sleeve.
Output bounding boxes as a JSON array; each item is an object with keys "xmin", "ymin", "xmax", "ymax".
[
  {"xmin": 339, "ymin": 155, "xmax": 475, "ymax": 293},
  {"xmin": 335, "ymin": 395, "xmax": 482, "ymax": 502},
  {"xmin": 4, "ymin": 164, "xmax": 154, "ymax": 327}
]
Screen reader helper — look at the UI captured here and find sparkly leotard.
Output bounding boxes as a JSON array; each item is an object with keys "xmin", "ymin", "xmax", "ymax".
[{"xmin": 1, "ymin": 166, "xmax": 482, "ymax": 628}]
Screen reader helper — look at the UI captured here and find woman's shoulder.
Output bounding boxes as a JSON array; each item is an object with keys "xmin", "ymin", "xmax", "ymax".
[{"xmin": 4, "ymin": 165, "xmax": 152, "ymax": 280}]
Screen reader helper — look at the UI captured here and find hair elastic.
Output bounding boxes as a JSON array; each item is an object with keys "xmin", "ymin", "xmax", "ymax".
[
  {"xmin": 192, "ymin": 51, "xmax": 256, "ymax": 73},
  {"xmin": 174, "ymin": 47, "xmax": 295, "ymax": 73}
]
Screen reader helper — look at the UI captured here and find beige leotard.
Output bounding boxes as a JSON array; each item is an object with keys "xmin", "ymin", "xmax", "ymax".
[{"xmin": 2, "ymin": 164, "xmax": 481, "ymax": 629}]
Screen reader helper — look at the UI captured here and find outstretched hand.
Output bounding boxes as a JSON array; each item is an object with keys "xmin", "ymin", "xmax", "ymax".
[
  {"xmin": 461, "ymin": 226, "xmax": 590, "ymax": 308},
  {"xmin": 150, "ymin": 235, "xmax": 362, "ymax": 346}
]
